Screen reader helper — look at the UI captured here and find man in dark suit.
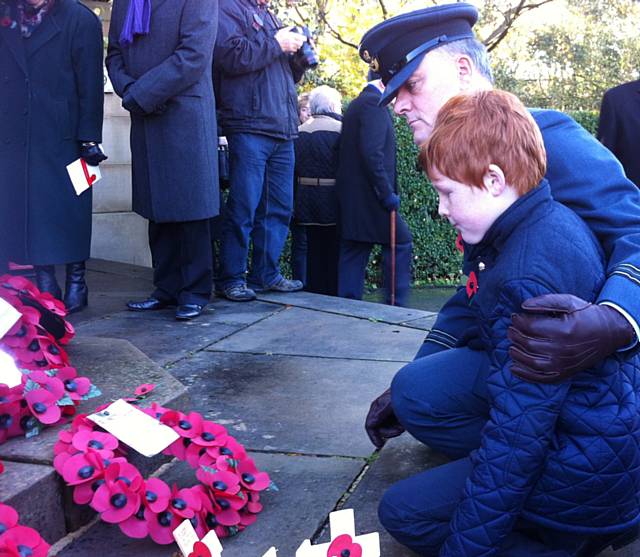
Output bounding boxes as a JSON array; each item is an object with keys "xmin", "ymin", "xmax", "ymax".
[
  {"xmin": 336, "ymin": 72, "xmax": 412, "ymax": 306},
  {"xmin": 106, "ymin": 0, "xmax": 219, "ymax": 320},
  {"xmin": 598, "ymin": 79, "xmax": 640, "ymax": 187}
]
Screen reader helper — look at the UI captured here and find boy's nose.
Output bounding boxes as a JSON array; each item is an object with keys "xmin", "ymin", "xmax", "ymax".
[{"xmin": 438, "ymin": 197, "xmax": 448, "ymax": 217}]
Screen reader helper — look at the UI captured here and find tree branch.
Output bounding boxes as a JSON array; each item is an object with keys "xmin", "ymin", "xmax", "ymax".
[
  {"xmin": 315, "ymin": 3, "xmax": 359, "ymax": 49},
  {"xmin": 377, "ymin": 0, "xmax": 388, "ymax": 19},
  {"xmin": 483, "ymin": 0, "xmax": 556, "ymax": 51}
]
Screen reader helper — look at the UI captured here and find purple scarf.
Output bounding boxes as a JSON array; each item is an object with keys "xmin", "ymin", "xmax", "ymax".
[{"xmin": 119, "ymin": 0, "xmax": 151, "ymax": 46}]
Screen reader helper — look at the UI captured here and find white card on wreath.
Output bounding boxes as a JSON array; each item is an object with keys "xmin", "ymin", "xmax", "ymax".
[
  {"xmin": 0, "ymin": 349, "xmax": 23, "ymax": 388},
  {"xmin": 173, "ymin": 519, "xmax": 224, "ymax": 557},
  {"xmin": 0, "ymin": 298, "xmax": 20, "ymax": 340},
  {"xmin": 66, "ymin": 157, "xmax": 102, "ymax": 196},
  {"xmin": 88, "ymin": 399, "xmax": 179, "ymax": 457}
]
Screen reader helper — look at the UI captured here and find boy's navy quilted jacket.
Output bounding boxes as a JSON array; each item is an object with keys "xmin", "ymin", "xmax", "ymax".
[{"xmin": 441, "ymin": 181, "xmax": 640, "ymax": 556}]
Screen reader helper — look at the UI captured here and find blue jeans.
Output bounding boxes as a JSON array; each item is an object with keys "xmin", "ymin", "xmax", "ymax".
[
  {"xmin": 384, "ymin": 348, "xmax": 589, "ymax": 555},
  {"xmin": 220, "ymin": 134, "xmax": 294, "ymax": 290}
]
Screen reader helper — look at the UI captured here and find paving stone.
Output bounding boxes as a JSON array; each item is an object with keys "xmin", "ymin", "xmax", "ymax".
[
  {"xmin": 56, "ymin": 451, "xmax": 364, "ymax": 557},
  {"xmin": 169, "ymin": 351, "xmax": 402, "ymax": 458},
  {"xmin": 210, "ymin": 306, "xmax": 425, "ymax": 362},
  {"xmin": 257, "ymin": 291, "xmax": 430, "ymax": 324},
  {"xmin": 75, "ymin": 302, "xmax": 280, "ymax": 367},
  {"xmin": 0, "ymin": 337, "xmax": 188, "ymax": 466},
  {"xmin": 320, "ymin": 435, "xmax": 449, "ymax": 556},
  {"xmin": 0, "ymin": 460, "xmax": 66, "ymax": 545},
  {"xmin": 398, "ymin": 314, "xmax": 438, "ymax": 331}
]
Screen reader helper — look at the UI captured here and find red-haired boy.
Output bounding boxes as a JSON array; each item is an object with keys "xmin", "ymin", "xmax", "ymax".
[{"xmin": 379, "ymin": 90, "xmax": 640, "ymax": 556}]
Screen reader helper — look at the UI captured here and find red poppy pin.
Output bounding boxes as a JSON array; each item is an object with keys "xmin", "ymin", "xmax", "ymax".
[
  {"xmin": 466, "ymin": 271, "xmax": 479, "ymax": 299},
  {"xmin": 327, "ymin": 534, "xmax": 363, "ymax": 557},
  {"xmin": 455, "ymin": 231, "xmax": 464, "ymax": 254},
  {"xmin": 188, "ymin": 541, "xmax": 212, "ymax": 557}
]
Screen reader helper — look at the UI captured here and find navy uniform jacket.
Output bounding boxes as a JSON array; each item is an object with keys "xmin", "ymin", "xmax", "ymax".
[
  {"xmin": 336, "ymin": 84, "xmax": 411, "ymax": 245},
  {"xmin": 214, "ymin": 0, "xmax": 300, "ymax": 140},
  {"xmin": 419, "ymin": 109, "xmax": 640, "ymax": 357},
  {"xmin": 0, "ymin": 0, "xmax": 103, "ymax": 265},
  {"xmin": 598, "ymin": 79, "xmax": 640, "ymax": 187},
  {"xmin": 440, "ymin": 182, "xmax": 640, "ymax": 555}
]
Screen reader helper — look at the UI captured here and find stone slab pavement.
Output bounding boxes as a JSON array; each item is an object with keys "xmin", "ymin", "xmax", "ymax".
[{"xmin": 4, "ymin": 260, "xmax": 634, "ymax": 556}]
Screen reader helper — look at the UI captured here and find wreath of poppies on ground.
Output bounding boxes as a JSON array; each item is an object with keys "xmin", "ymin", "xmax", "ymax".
[
  {"xmin": 0, "ymin": 461, "xmax": 51, "ymax": 557},
  {"xmin": 54, "ymin": 398, "xmax": 272, "ymax": 545},
  {"xmin": 0, "ymin": 275, "xmax": 101, "ymax": 443}
]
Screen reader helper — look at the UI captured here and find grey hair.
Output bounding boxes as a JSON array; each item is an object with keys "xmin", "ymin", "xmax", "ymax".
[
  {"xmin": 309, "ymin": 85, "xmax": 343, "ymax": 116},
  {"xmin": 437, "ymin": 37, "xmax": 494, "ymax": 84}
]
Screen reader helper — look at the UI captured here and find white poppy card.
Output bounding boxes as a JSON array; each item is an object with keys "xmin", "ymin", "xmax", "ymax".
[{"xmin": 66, "ymin": 158, "xmax": 102, "ymax": 196}]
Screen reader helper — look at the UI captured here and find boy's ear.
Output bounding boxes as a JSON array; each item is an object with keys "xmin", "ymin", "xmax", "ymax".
[
  {"xmin": 456, "ymin": 55, "xmax": 474, "ymax": 90},
  {"xmin": 482, "ymin": 164, "xmax": 507, "ymax": 196}
]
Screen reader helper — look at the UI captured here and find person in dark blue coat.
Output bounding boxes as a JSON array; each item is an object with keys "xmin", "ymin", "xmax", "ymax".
[
  {"xmin": 379, "ymin": 88, "xmax": 640, "ymax": 557},
  {"xmin": 336, "ymin": 72, "xmax": 412, "ymax": 306},
  {"xmin": 106, "ymin": 0, "xmax": 219, "ymax": 321},
  {"xmin": 598, "ymin": 79, "xmax": 640, "ymax": 187},
  {"xmin": 0, "ymin": 0, "xmax": 105, "ymax": 313},
  {"xmin": 214, "ymin": 0, "xmax": 308, "ymax": 302},
  {"xmin": 361, "ymin": 3, "xmax": 640, "ymax": 457}
]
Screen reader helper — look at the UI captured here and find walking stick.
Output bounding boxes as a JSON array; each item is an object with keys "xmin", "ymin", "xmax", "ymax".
[{"xmin": 390, "ymin": 209, "xmax": 397, "ymax": 306}]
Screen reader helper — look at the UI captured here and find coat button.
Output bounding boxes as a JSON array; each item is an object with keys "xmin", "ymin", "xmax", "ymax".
[
  {"xmin": 23, "ymin": 109, "xmax": 27, "ymax": 115},
  {"xmin": 478, "ymin": 261, "xmax": 486, "ymax": 271}
]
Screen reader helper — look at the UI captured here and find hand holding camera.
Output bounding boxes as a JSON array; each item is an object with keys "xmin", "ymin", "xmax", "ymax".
[{"xmin": 275, "ymin": 27, "xmax": 305, "ymax": 54}]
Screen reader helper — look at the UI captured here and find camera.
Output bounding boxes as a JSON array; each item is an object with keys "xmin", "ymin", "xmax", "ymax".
[{"xmin": 291, "ymin": 26, "xmax": 319, "ymax": 70}]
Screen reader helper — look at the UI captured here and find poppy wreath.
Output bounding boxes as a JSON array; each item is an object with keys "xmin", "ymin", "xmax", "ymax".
[
  {"xmin": 53, "ymin": 402, "xmax": 271, "ymax": 545},
  {"xmin": 0, "ymin": 461, "xmax": 51, "ymax": 557},
  {"xmin": 0, "ymin": 275, "xmax": 101, "ymax": 443}
]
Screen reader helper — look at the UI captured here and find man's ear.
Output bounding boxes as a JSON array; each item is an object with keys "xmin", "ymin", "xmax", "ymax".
[
  {"xmin": 456, "ymin": 55, "xmax": 474, "ymax": 90},
  {"xmin": 482, "ymin": 164, "xmax": 507, "ymax": 196}
]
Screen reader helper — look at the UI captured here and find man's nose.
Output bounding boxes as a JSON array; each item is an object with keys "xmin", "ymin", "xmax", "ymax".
[{"xmin": 393, "ymin": 90, "xmax": 408, "ymax": 115}]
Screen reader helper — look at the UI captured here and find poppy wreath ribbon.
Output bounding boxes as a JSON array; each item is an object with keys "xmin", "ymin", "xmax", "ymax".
[
  {"xmin": 0, "ymin": 461, "xmax": 51, "ymax": 557},
  {"xmin": 0, "ymin": 275, "xmax": 101, "ymax": 443},
  {"xmin": 53, "ymin": 403, "xmax": 271, "ymax": 544}
]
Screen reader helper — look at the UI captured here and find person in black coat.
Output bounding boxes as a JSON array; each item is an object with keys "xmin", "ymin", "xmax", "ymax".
[
  {"xmin": 336, "ymin": 74, "xmax": 412, "ymax": 306},
  {"xmin": 597, "ymin": 79, "xmax": 640, "ymax": 187},
  {"xmin": 0, "ymin": 0, "xmax": 106, "ymax": 313},
  {"xmin": 106, "ymin": 0, "xmax": 219, "ymax": 321}
]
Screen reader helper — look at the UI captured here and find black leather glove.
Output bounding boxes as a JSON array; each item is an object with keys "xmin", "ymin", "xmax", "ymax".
[
  {"xmin": 79, "ymin": 142, "xmax": 107, "ymax": 166},
  {"xmin": 381, "ymin": 192, "xmax": 400, "ymax": 212},
  {"xmin": 122, "ymin": 93, "xmax": 146, "ymax": 116},
  {"xmin": 508, "ymin": 294, "xmax": 636, "ymax": 383},
  {"xmin": 365, "ymin": 388, "xmax": 405, "ymax": 448}
]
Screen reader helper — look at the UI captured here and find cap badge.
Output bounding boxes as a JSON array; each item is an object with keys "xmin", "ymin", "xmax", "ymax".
[{"xmin": 361, "ymin": 49, "xmax": 371, "ymax": 63}]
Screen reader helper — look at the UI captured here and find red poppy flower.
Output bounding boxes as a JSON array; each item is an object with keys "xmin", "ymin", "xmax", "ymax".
[
  {"xmin": 0, "ymin": 525, "xmax": 50, "ymax": 557},
  {"xmin": 193, "ymin": 421, "xmax": 228, "ymax": 448},
  {"xmin": 455, "ymin": 231, "xmax": 464, "ymax": 254},
  {"xmin": 327, "ymin": 534, "xmax": 363, "ymax": 557},
  {"xmin": 57, "ymin": 367, "xmax": 91, "ymax": 400},
  {"xmin": 0, "ymin": 18, "xmax": 12, "ymax": 29},
  {"xmin": 0, "ymin": 503, "xmax": 19, "ymax": 534},
  {"xmin": 60, "ymin": 451, "xmax": 108, "ymax": 486},
  {"xmin": 466, "ymin": 271, "xmax": 479, "ymax": 299},
  {"xmin": 146, "ymin": 508, "xmax": 182, "ymax": 544},
  {"xmin": 239, "ymin": 510, "xmax": 257, "ymax": 526},
  {"xmin": 168, "ymin": 484, "xmax": 201, "ymax": 519},
  {"xmin": 72, "ymin": 430, "xmax": 118, "ymax": 457},
  {"xmin": 25, "ymin": 389, "xmax": 61, "ymax": 425},
  {"xmin": 28, "ymin": 370, "xmax": 65, "ymax": 400},
  {"xmin": 196, "ymin": 469, "xmax": 240, "ymax": 497},
  {"xmin": 237, "ymin": 459, "xmax": 270, "ymax": 492},
  {"xmin": 142, "ymin": 477, "xmax": 171, "ymax": 513},
  {"xmin": 134, "ymin": 383, "xmax": 155, "ymax": 397},
  {"xmin": 188, "ymin": 541, "xmax": 212, "ymax": 557},
  {"xmin": 161, "ymin": 410, "xmax": 203, "ymax": 439},
  {"xmin": 118, "ymin": 504, "xmax": 148, "ymax": 539},
  {"xmin": 92, "ymin": 476, "xmax": 141, "ymax": 523}
]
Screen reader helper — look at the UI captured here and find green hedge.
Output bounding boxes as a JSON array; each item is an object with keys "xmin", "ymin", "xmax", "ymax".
[{"xmin": 281, "ymin": 109, "xmax": 599, "ymax": 287}]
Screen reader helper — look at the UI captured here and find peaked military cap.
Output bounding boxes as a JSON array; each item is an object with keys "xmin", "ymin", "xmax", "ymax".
[{"xmin": 359, "ymin": 3, "xmax": 479, "ymax": 105}]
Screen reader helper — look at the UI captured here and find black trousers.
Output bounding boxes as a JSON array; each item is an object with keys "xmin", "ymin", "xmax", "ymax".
[
  {"xmin": 305, "ymin": 225, "xmax": 339, "ymax": 296},
  {"xmin": 337, "ymin": 238, "xmax": 412, "ymax": 306},
  {"xmin": 149, "ymin": 219, "xmax": 212, "ymax": 306}
]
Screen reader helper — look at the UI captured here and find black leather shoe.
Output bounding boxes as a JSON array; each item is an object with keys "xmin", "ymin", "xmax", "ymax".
[
  {"xmin": 127, "ymin": 297, "xmax": 173, "ymax": 311},
  {"xmin": 175, "ymin": 304, "xmax": 205, "ymax": 320},
  {"xmin": 64, "ymin": 261, "xmax": 88, "ymax": 314},
  {"xmin": 35, "ymin": 265, "xmax": 62, "ymax": 300}
]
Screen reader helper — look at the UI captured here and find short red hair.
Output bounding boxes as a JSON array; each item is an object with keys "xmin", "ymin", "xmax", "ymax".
[{"xmin": 420, "ymin": 90, "xmax": 546, "ymax": 195}]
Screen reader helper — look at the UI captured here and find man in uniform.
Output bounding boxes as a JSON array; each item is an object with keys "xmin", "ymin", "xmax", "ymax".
[
  {"xmin": 360, "ymin": 4, "xmax": 640, "ymax": 552},
  {"xmin": 336, "ymin": 71, "xmax": 412, "ymax": 306}
]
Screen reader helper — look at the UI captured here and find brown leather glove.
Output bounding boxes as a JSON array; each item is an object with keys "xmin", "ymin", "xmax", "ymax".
[
  {"xmin": 508, "ymin": 294, "xmax": 635, "ymax": 383},
  {"xmin": 365, "ymin": 388, "xmax": 405, "ymax": 448}
]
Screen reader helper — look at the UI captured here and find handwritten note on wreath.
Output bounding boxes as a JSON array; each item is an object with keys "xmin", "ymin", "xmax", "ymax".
[
  {"xmin": 66, "ymin": 158, "xmax": 102, "ymax": 196},
  {"xmin": 88, "ymin": 399, "xmax": 179, "ymax": 457}
]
